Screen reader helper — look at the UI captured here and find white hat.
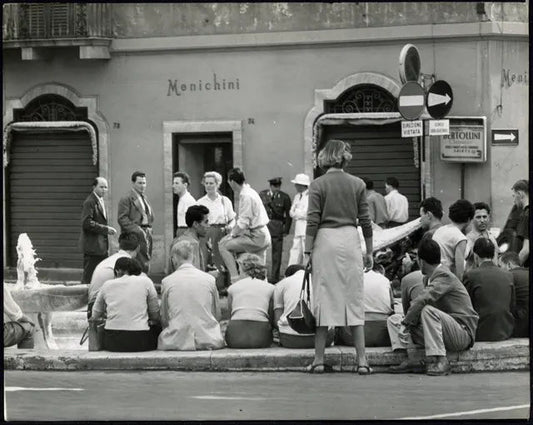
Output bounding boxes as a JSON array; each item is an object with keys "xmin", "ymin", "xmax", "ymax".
[{"xmin": 291, "ymin": 173, "xmax": 310, "ymax": 186}]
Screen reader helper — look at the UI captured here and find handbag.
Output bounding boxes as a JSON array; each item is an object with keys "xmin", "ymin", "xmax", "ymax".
[{"xmin": 287, "ymin": 262, "xmax": 316, "ymax": 334}]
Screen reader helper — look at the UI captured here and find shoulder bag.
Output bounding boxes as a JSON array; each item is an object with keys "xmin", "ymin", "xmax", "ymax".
[{"xmin": 287, "ymin": 262, "xmax": 316, "ymax": 334}]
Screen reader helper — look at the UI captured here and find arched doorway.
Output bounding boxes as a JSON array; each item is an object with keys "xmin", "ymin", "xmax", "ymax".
[{"xmin": 5, "ymin": 94, "xmax": 98, "ymax": 268}]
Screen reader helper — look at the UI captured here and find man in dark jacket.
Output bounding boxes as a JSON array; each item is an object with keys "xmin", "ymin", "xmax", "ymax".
[
  {"xmin": 463, "ymin": 238, "xmax": 515, "ymax": 342},
  {"xmin": 389, "ymin": 238, "xmax": 478, "ymax": 376},
  {"xmin": 80, "ymin": 177, "xmax": 117, "ymax": 284},
  {"xmin": 500, "ymin": 251, "xmax": 529, "ymax": 337}
]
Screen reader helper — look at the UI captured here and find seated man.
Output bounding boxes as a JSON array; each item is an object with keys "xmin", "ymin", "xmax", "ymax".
[
  {"xmin": 336, "ymin": 264, "xmax": 394, "ymax": 347},
  {"xmin": 273, "ymin": 264, "xmax": 334, "ymax": 348},
  {"xmin": 4, "ymin": 285, "xmax": 35, "ymax": 348},
  {"xmin": 463, "ymin": 238, "xmax": 514, "ymax": 342},
  {"xmin": 500, "ymin": 251, "xmax": 529, "ymax": 337},
  {"xmin": 168, "ymin": 205, "xmax": 211, "ymax": 273},
  {"xmin": 87, "ymin": 232, "xmax": 140, "ymax": 318},
  {"xmin": 464, "ymin": 202, "xmax": 499, "ymax": 272},
  {"xmin": 388, "ymin": 238, "xmax": 478, "ymax": 376},
  {"xmin": 158, "ymin": 240, "xmax": 224, "ymax": 351}
]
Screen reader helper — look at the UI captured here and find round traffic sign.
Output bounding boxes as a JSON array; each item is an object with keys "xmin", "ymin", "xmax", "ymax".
[
  {"xmin": 397, "ymin": 82, "xmax": 425, "ymax": 120},
  {"xmin": 399, "ymin": 44, "xmax": 421, "ymax": 84},
  {"xmin": 426, "ymin": 80, "xmax": 453, "ymax": 119}
]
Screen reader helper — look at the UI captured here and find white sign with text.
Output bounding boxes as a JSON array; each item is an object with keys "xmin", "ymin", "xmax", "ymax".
[
  {"xmin": 429, "ymin": 119, "xmax": 450, "ymax": 135},
  {"xmin": 401, "ymin": 120, "xmax": 423, "ymax": 138}
]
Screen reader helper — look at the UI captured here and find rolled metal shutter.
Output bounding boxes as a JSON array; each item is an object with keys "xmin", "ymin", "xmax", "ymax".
[
  {"xmin": 7, "ymin": 131, "xmax": 97, "ymax": 268},
  {"xmin": 321, "ymin": 123, "xmax": 421, "ymax": 221}
]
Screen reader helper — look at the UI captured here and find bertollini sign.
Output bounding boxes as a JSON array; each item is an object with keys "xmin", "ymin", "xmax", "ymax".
[{"xmin": 440, "ymin": 117, "xmax": 487, "ymax": 163}]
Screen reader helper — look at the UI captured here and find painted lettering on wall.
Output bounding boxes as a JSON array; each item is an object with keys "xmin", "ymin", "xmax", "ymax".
[
  {"xmin": 167, "ymin": 74, "xmax": 240, "ymax": 96},
  {"xmin": 501, "ymin": 69, "xmax": 528, "ymax": 88}
]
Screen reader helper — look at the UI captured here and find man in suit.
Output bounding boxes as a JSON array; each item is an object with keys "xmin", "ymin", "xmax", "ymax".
[
  {"xmin": 80, "ymin": 177, "xmax": 117, "ymax": 284},
  {"xmin": 259, "ymin": 177, "xmax": 292, "ymax": 283},
  {"xmin": 499, "ymin": 251, "xmax": 528, "ymax": 337},
  {"xmin": 463, "ymin": 238, "xmax": 514, "ymax": 342},
  {"xmin": 118, "ymin": 171, "xmax": 154, "ymax": 273}
]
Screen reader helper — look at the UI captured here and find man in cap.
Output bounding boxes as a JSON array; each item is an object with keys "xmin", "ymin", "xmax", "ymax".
[
  {"xmin": 260, "ymin": 177, "xmax": 292, "ymax": 283},
  {"xmin": 512, "ymin": 180, "xmax": 529, "ymax": 266},
  {"xmin": 288, "ymin": 173, "xmax": 310, "ymax": 266}
]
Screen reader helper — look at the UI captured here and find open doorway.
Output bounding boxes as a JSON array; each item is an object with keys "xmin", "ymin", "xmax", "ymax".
[{"xmin": 172, "ymin": 132, "xmax": 233, "ymax": 234}]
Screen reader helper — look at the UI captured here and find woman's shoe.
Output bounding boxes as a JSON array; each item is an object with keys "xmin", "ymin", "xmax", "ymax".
[
  {"xmin": 356, "ymin": 365, "xmax": 373, "ymax": 375},
  {"xmin": 305, "ymin": 363, "xmax": 334, "ymax": 374}
]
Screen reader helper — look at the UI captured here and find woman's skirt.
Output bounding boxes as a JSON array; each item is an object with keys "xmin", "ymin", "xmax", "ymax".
[
  {"xmin": 225, "ymin": 320, "xmax": 272, "ymax": 348},
  {"xmin": 311, "ymin": 226, "xmax": 364, "ymax": 326}
]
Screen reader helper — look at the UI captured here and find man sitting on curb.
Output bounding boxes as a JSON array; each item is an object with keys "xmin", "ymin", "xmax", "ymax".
[
  {"xmin": 388, "ymin": 238, "xmax": 479, "ymax": 376},
  {"xmin": 499, "ymin": 251, "xmax": 529, "ymax": 338},
  {"xmin": 4, "ymin": 285, "xmax": 35, "ymax": 349},
  {"xmin": 463, "ymin": 238, "xmax": 515, "ymax": 342},
  {"xmin": 87, "ymin": 232, "xmax": 140, "ymax": 318}
]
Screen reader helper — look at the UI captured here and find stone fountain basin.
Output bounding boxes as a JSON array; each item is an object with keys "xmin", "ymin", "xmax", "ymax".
[{"xmin": 7, "ymin": 284, "xmax": 88, "ymax": 313}]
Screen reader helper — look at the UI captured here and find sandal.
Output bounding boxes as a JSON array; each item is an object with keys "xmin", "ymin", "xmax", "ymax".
[
  {"xmin": 305, "ymin": 363, "xmax": 334, "ymax": 374},
  {"xmin": 356, "ymin": 365, "xmax": 373, "ymax": 375}
]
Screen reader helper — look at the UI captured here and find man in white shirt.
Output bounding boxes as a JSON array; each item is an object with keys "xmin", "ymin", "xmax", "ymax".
[
  {"xmin": 464, "ymin": 202, "xmax": 499, "ymax": 271},
  {"xmin": 87, "ymin": 232, "xmax": 140, "ymax": 317},
  {"xmin": 158, "ymin": 239, "xmax": 224, "ymax": 351},
  {"xmin": 384, "ymin": 176, "xmax": 409, "ymax": 227},
  {"xmin": 173, "ymin": 172, "xmax": 197, "ymax": 238},
  {"xmin": 4, "ymin": 285, "xmax": 35, "ymax": 348},
  {"xmin": 288, "ymin": 173, "xmax": 310, "ymax": 266},
  {"xmin": 218, "ymin": 168, "xmax": 271, "ymax": 284}
]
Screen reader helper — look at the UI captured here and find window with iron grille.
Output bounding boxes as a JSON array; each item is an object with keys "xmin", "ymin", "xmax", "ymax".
[
  {"xmin": 14, "ymin": 94, "xmax": 88, "ymax": 122},
  {"xmin": 324, "ymin": 84, "xmax": 398, "ymax": 114}
]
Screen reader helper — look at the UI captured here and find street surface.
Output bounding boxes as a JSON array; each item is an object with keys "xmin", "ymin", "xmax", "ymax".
[{"xmin": 4, "ymin": 370, "xmax": 530, "ymax": 420}]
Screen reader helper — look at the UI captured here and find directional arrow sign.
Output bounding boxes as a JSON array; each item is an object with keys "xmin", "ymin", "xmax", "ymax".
[
  {"xmin": 398, "ymin": 82, "xmax": 425, "ymax": 120},
  {"xmin": 426, "ymin": 80, "xmax": 453, "ymax": 119},
  {"xmin": 492, "ymin": 129, "xmax": 519, "ymax": 145}
]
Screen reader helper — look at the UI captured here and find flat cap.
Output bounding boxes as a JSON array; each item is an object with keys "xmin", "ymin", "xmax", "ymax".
[{"xmin": 268, "ymin": 177, "xmax": 282, "ymax": 185}]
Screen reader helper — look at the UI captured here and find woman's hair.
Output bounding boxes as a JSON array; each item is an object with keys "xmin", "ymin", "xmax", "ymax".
[
  {"xmin": 317, "ymin": 139, "xmax": 352, "ymax": 170},
  {"xmin": 238, "ymin": 253, "xmax": 267, "ymax": 280},
  {"xmin": 202, "ymin": 171, "xmax": 222, "ymax": 187},
  {"xmin": 113, "ymin": 257, "xmax": 142, "ymax": 277}
]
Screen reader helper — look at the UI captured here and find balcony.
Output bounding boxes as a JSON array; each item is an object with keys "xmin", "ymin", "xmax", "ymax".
[{"xmin": 3, "ymin": 3, "xmax": 113, "ymax": 60}]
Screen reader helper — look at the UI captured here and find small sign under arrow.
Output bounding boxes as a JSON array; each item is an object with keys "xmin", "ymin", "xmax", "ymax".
[{"xmin": 492, "ymin": 129, "xmax": 519, "ymax": 146}]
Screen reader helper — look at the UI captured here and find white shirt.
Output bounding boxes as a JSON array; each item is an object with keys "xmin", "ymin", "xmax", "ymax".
[
  {"xmin": 235, "ymin": 183, "xmax": 269, "ymax": 230},
  {"xmin": 88, "ymin": 250, "xmax": 131, "ymax": 303},
  {"xmin": 273, "ymin": 270, "xmax": 313, "ymax": 335},
  {"xmin": 228, "ymin": 276, "xmax": 274, "ymax": 322},
  {"xmin": 95, "ymin": 193, "xmax": 106, "ymax": 219},
  {"xmin": 363, "ymin": 270, "xmax": 393, "ymax": 319},
  {"xmin": 177, "ymin": 191, "xmax": 196, "ymax": 227},
  {"xmin": 432, "ymin": 224, "xmax": 467, "ymax": 274},
  {"xmin": 385, "ymin": 189, "xmax": 409, "ymax": 223},
  {"xmin": 197, "ymin": 193, "xmax": 236, "ymax": 225},
  {"xmin": 289, "ymin": 190, "xmax": 309, "ymax": 237}
]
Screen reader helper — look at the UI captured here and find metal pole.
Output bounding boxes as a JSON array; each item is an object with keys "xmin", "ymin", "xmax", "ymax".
[{"xmin": 460, "ymin": 163, "xmax": 465, "ymax": 199}]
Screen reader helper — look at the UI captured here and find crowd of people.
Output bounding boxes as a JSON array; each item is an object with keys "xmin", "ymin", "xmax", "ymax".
[{"xmin": 4, "ymin": 140, "xmax": 529, "ymax": 378}]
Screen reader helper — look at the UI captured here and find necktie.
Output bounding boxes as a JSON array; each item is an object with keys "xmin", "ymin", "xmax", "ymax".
[{"xmin": 141, "ymin": 195, "xmax": 150, "ymax": 215}]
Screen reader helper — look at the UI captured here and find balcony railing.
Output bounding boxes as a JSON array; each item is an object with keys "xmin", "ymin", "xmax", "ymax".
[{"xmin": 3, "ymin": 3, "xmax": 112, "ymax": 41}]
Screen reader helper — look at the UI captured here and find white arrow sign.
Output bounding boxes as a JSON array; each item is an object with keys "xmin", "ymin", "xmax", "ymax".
[
  {"xmin": 494, "ymin": 133, "xmax": 516, "ymax": 142},
  {"xmin": 399, "ymin": 95, "xmax": 424, "ymax": 107},
  {"xmin": 428, "ymin": 92, "xmax": 451, "ymax": 107}
]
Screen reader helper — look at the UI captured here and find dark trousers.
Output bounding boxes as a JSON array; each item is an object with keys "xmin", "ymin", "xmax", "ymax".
[
  {"xmin": 225, "ymin": 320, "xmax": 272, "ymax": 348},
  {"xmin": 103, "ymin": 325, "xmax": 161, "ymax": 352},
  {"xmin": 82, "ymin": 254, "xmax": 107, "ymax": 284},
  {"xmin": 335, "ymin": 322, "xmax": 391, "ymax": 347},
  {"xmin": 279, "ymin": 330, "xmax": 335, "ymax": 348},
  {"xmin": 268, "ymin": 220, "xmax": 284, "ymax": 283},
  {"xmin": 4, "ymin": 321, "xmax": 35, "ymax": 348},
  {"xmin": 137, "ymin": 228, "xmax": 153, "ymax": 273}
]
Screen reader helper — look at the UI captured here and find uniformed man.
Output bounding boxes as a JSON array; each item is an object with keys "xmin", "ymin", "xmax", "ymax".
[{"xmin": 260, "ymin": 177, "xmax": 292, "ymax": 283}]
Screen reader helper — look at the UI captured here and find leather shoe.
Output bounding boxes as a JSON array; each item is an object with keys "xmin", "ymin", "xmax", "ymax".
[
  {"xmin": 426, "ymin": 357, "xmax": 451, "ymax": 376},
  {"xmin": 388, "ymin": 359, "xmax": 425, "ymax": 374}
]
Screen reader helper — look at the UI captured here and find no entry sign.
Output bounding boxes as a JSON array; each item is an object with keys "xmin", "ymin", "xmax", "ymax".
[
  {"xmin": 398, "ymin": 82, "xmax": 425, "ymax": 120},
  {"xmin": 426, "ymin": 80, "xmax": 453, "ymax": 119}
]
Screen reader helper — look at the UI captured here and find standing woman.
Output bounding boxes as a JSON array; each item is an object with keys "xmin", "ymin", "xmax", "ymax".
[
  {"xmin": 304, "ymin": 139, "xmax": 374, "ymax": 374},
  {"xmin": 197, "ymin": 171, "xmax": 236, "ymax": 273}
]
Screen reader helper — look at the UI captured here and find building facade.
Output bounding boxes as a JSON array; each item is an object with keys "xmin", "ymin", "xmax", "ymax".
[{"xmin": 3, "ymin": 2, "xmax": 529, "ymax": 273}]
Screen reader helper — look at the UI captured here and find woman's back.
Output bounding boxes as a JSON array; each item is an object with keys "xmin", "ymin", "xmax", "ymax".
[{"xmin": 228, "ymin": 277, "xmax": 273, "ymax": 322}]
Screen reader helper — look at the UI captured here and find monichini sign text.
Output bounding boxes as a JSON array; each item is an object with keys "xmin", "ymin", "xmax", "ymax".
[{"xmin": 167, "ymin": 74, "xmax": 240, "ymax": 96}]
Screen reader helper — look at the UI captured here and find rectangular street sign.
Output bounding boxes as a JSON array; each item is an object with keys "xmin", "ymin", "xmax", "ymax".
[
  {"xmin": 440, "ymin": 123, "xmax": 486, "ymax": 163},
  {"xmin": 491, "ymin": 129, "xmax": 519, "ymax": 146},
  {"xmin": 401, "ymin": 120, "xmax": 423, "ymax": 138},
  {"xmin": 429, "ymin": 119, "xmax": 450, "ymax": 136}
]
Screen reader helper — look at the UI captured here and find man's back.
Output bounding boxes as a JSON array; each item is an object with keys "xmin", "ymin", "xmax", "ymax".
[
  {"xmin": 367, "ymin": 191, "xmax": 389, "ymax": 226},
  {"xmin": 273, "ymin": 270, "xmax": 308, "ymax": 335},
  {"xmin": 159, "ymin": 264, "xmax": 223, "ymax": 350},
  {"xmin": 88, "ymin": 251, "xmax": 130, "ymax": 303},
  {"xmin": 463, "ymin": 262, "xmax": 514, "ymax": 341},
  {"xmin": 510, "ymin": 267, "xmax": 529, "ymax": 337}
]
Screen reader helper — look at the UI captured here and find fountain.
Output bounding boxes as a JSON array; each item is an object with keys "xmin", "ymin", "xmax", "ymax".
[{"xmin": 7, "ymin": 233, "xmax": 88, "ymax": 349}]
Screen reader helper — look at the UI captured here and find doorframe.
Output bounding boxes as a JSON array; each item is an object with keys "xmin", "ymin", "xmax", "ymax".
[{"xmin": 162, "ymin": 120, "xmax": 243, "ymax": 266}]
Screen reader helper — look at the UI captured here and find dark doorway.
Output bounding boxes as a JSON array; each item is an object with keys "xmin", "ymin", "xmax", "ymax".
[{"xmin": 172, "ymin": 132, "xmax": 233, "ymax": 234}]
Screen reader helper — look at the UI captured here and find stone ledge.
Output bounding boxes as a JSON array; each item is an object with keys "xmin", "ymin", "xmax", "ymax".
[{"xmin": 4, "ymin": 339, "xmax": 529, "ymax": 373}]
